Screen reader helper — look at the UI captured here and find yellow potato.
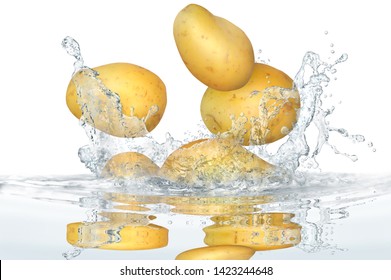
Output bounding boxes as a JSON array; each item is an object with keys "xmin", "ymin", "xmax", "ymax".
[
  {"xmin": 67, "ymin": 222, "xmax": 168, "ymax": 250},
  {"xmin": 101, "ymin": 152, "xmax": 159, "ymax": 178},
  {"xmin": 174, "ymin": 4, "xmax": 254, "ymax": 91},
  {"xmin": 204, "ymin": 213, "xmax": 301, "ymax": 251},
  {"xmin": 66, "ymin": 63, "xmax": 167, "ymax": 136},
  {"xmin": 201, "ymin": 63, "xmax": 300, "ymax": 145},
  {"xmin": 175, "ymin": 245, "xmax": 255, "ymax": 260},
  {"xmin": 159, "ymin": 138, "xmax": 274, "ymax": 184}
]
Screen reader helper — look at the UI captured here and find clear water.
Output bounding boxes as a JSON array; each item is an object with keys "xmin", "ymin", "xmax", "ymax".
[
  {"xmin": 1, "ymin": 173, "xmax": 390, "ymax": 259},
  {"xmin": 0, "ymin": 36, "xmax": 388, "ymax": 260}
]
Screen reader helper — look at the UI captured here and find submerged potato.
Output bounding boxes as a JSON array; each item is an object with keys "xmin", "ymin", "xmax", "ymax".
[
  {"xmin": 174, "ymin": 4, "xmax": 254, "ymax": 91},
  {"xmin": 101, "ymin": 152, "xmax": 159, "ymax": 178},
  {"xmin": 159, "ymin": 138, "xmax": 274, "ymax": 184},
  {"xmin": 175, "ymin": 245, "xmax": 255, "ymax": 260},
  {"xmin": 66, "ymin": 63, "xmax": 167, "ymax": 135},
  {"xmin": 201, "ymin": 63, "xmax": 300, "ymax": 145}
]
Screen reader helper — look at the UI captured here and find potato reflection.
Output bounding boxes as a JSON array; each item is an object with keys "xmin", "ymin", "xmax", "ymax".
[
  {"xmin": 204, "ymin": 213, "xmax": 301, "ymax": 251},
  {"xmin": 167, "ymin": 196, "xmax": 301, "ymax": 256},
  {"xmin": 66, "ymin": 194, "xmax": 301, "ymax": 258},
  {"xmin": 66, "ymin": 212, "xmax": 168, "ymax": 250}
]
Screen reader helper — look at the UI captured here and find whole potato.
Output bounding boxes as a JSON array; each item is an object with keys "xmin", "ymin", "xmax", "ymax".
[
  {"xmin": 66, "ymin": 63, "xmax": 166, "ymax": 137},
  {"xmin": 159, "ymin": 138, "xmax": 274, "ymax": 184},
  {"xmin": 173, "ymin": 4, "xmax": 254, "ymax": 91},
  {"xmin": 201, "ymin": 63, "xmax": 300, "ymax": 145}
]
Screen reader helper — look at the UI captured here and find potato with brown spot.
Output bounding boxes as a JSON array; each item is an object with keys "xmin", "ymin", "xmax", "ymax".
[
  {"xmin": 173, "ymin": 4, "xmax": 254, "ymax": 91},
  {"xmin": 66, "ymin": 63, "xmax": 167, "ymax": 136}
]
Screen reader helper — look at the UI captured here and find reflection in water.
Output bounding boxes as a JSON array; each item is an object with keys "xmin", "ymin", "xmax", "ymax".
[
  {"xmin": 1, "ymin": 173, "xmax": 390, "ymax": 259},
  {"xmin": 204, "ymin": 213, "xmax": 301, "ymax": 251},
  {"xmin": 67, "ymin": 213, "xmax": 168, "ymax": 250},
  {"xmin": 66, "ymin": 194, "xmax": 301, "ymax": 259}
]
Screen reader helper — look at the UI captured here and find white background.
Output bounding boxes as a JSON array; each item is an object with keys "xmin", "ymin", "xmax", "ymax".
[
  {"xmin": 1, "ymin": 0, "xmax": 390, "ymax": 176},
  {"xmin": 3, "ymin": 260, "xmax": 391, "ymax": 280}
]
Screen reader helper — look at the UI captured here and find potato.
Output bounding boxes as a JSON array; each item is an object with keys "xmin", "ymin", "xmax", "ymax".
[
  {"xmin": 201, "ymin": 63, "xmax": 300, "ymax": 145},
  {"xmin": 159, "ymin": 138, "xmax": 274, "ymax": 184},
  {"xmin": 100, "ymin": 152, "xmax": 159, "ymax": 178},
  {"xmin": 67, "ymin": 221, "xmax": 168, "ymax": 250},
  {"xmin": 175, "ymin": 245, "xmax": 255, "ymax": 260},
  {"xmin": 204, "ymin": 213, "xmax": 301, "ymax": 251},
  {"xmin": 173, "ymin": 4, "xmax": 254, "ymax": 91},
  {"xmin": 66, "ymin": 63, "xmax": 166, "ymax": 137}
]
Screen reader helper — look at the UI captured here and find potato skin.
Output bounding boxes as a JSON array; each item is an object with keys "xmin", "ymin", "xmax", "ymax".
[
  {"xmin": 201, "ymin": 63, "xmax": 300, "ymax": 145},
  {"xmin": 173, "ymin": 4, "xmax": 254, "ymax": 91},
  {"xmin": 175, "ymin": 245, "xmax": 255, "ymax": 260},
  {"xmin": 159, "ymin": 138, "xmax": 274, "ymax": 184},
  {"xmin": 66, "ymin": 63, "xmax": 167, "ymax": 134},
  {"xmin": 101, "ymin": 152, "xmax": 159, "ymax": 178}
]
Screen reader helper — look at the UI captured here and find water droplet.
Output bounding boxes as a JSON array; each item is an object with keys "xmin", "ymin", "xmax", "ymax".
[
  {"xmin": 324, "ymin": 30, "xmax": 329, "ymax": 35},
  {"xmin": 281, "ymin": 126, "xmax": 290, "ymax": 135},
  {"xmin": 350, "ymin": 155, "xmax": 358, "ymax": 162},
  {"xmin": 331, "ymin": 50, "xmax": 335, "ymax": 54},
  {"xmin": 167, "ymin": 220, "xmax": 173, "ymax": 225},
  {"xmin": 62, "ymin": 36, "xmax": 82, "ymax": 60},
  {"xmin": 336, "ymin": 53, "xmax": 348, "ymax": 64},
  {"xmin": 353, "ymin": 135, "xmax": 365, "ymax": 142},
  {"xmin": 63, "ymin": 247, "xmax": 83, "ymax": 260},
  {"xmin": 330, "ymin": 43, "xmax": 334, "ymax": 47}
]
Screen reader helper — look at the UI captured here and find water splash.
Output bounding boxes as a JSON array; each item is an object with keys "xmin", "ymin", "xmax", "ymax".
[
  {"xmin": 62, "ymin": 37, "xmax": 371, "ymax": 186},
  {"xmin": 249, "ymin": 87, "xmax": 300, "ymax": 145},
  {"xmin": 2, "ymin": 172, "xmax": 390, "ymax": 259},
  {"xmin": 255, "ymin": 49, "xmax": 271, "ymax": 64},
  {"xmin": 61, "ymin": 36, "xmax": 84, "ymax": 72},
  {"xmin": 72, "ymin": 68, "xmax": 151, "ymax": 138},
  {"xmin": 248, "ymin": 51, "xmax": 368, "ymax": 174},
  {"xmin": 62, "ymin": 36, "xmax": 158, "ymax": 144}
]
